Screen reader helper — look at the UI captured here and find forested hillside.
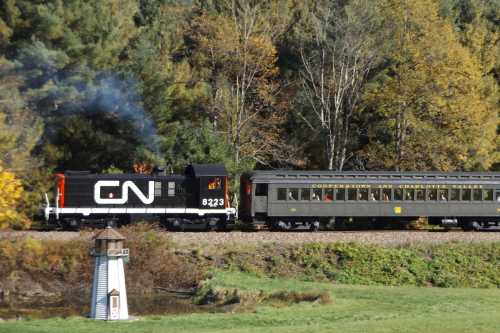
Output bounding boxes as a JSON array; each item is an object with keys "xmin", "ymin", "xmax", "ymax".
[{"xmin": 0, "ymin": 0, "xmax": 498, "ymax": 226}]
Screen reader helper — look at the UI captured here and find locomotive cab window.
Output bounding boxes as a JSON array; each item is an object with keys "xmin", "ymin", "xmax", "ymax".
[
  {"xmin": 255, "ymin": 183, "xmax": 268, "ymax": 196},
  {"xmin": 207, "ymin": 178, "xmax": 222, "ymax": 190}
]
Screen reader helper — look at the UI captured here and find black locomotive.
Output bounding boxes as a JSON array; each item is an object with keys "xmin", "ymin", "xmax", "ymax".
[
  {"xmin": 44, "ymin": 165, "xmax": 500, "ymax": 230},
  {"xmin": 44, "ymin": 164, "xmax": 235, "ymax": 230}
]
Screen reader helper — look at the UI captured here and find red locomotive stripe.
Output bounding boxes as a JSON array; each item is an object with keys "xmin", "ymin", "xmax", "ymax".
[
  {"xmin": 55, "ymin": 173, "xmax": 65, "ymax": 208},
  {"xmin": 224, "ymin": 176, "xmax": 228, "ymax": 208}
]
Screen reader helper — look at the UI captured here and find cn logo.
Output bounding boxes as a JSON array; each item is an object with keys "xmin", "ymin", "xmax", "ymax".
[{"xmin": 94, "ymin": 180, "xmax": 155, "ymax": 205}]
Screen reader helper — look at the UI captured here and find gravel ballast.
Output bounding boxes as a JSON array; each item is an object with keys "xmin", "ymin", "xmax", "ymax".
[{"xmin": 1, "ymin": 230, "xmax": 500, "ymax": 246}]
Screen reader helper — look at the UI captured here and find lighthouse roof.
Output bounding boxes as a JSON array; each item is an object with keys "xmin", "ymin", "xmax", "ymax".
[{"xmin": 95, "ymin": 226, "xmax": 125, "ymax": 240}]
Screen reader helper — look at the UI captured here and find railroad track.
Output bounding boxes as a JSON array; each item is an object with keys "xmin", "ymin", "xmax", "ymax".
[{"xmin": 2, "ymin": 229, "xmax": 500, "ymax": 246}]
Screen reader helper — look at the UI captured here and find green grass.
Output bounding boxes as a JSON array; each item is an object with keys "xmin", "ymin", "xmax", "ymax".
[{"xmin": 2, "ymin": 271, "xmax": 500, "ymax": 333}]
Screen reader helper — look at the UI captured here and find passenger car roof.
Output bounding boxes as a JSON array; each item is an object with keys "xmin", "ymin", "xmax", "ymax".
[{"xmin": 243, "ymin": 170, "xmax": 500, "ymax": 182}]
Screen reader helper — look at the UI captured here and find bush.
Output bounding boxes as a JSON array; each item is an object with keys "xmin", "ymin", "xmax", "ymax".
[
  {"xmin": 0, "ymin": 224, "xmax": 204, "ymax": 302},
  {"xmin": 218, "ymin": 242, "xmax": 500, "ymax": 288}
]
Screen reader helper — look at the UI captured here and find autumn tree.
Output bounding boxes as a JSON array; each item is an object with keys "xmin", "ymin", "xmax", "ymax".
[
  {"xmin": 0, "ymin": 57, "xmax": 45, "ymax": 217},
  {"xmin": 0, "ymin": 58, "xmax": 34, "ymax": 228},
  {"xmin": 298, "ymin": 0, "xmax": 382, "ymax": 170},
  {"xmin": 438, "ymin": 0, "xmax": 499, "ymax": 170},
  {"xmin": 362, "ymin": 0, "xmax": 496, "ymax": 171},
  {"xmin": 0, "ymin": 164, "xmax": 28, "ymax": 229},
  {"xmin": 191, "ymin": 1, "xmax": 290, "ymax": 178}
]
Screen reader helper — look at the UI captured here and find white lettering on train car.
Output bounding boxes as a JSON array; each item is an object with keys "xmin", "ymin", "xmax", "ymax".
[{"xmin": 94, "ymin": 180, "xmax": 155, "ymax": 205}]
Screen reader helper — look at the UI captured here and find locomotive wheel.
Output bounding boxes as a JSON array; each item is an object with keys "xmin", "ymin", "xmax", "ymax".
[
  {"xmin": 215, "ymin": 219, "xmax": 227, "ymax": 231},
  {"xmin": 309, "ymin": 221, "xmax": 320, "ymax": 232},
  {"xmin": 463, "ymin": 221, "xmax": 481, "ymax": 231},
  {"xmin": 63, "ymin": 218, "xmax": 80, "ymax": 231}
]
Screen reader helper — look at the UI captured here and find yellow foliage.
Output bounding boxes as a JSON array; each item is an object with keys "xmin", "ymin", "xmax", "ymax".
[
  {"xmin": 191, "ymin": 10, "xmax": 286, "ymax": 165},
  {"xmin": 364, "ymin": 0, "xmax": 497, "ymax": 171},
  {"xmin": 0, "ymin": 164, "xmax": 30, "ymax": 229}
]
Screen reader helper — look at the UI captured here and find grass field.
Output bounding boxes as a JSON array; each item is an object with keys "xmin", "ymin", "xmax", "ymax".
[{"xmin": 1, "ymin": 271, "xmax": 500, "ymax": 333}]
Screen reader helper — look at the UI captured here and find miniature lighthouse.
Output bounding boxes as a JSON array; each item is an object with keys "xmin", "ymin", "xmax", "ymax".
[{"xmin": 90, "ymin": 226, "xmax": 129, "ymax": 320}]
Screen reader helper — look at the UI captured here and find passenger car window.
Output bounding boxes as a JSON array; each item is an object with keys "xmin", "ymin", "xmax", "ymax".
[
  {"xmin": 336, "ymin": 188, "xmax": 345, "ymax": 200},
  {"xmin": 370, "ymin": 188, "xmax": 380, "ymax": 201},
  {"xmin": 382, "ymin": 189, "xmax": 391, "ymax": 201},
  {"xmin": 427, "ymin": 189, "xmax": 437, "ymax": 201},
  {"xmin": 347, "ymin": 188, "xmax": 357, "ymax": 200},
  {"xmin": 277, "ymin": 188, "xmax": 287, "ymax": 200},
  {"xmin": 450, "ymin": 189, "xmax": 459, "ymax": 201},
  {"xmin": 358, "ymin": 188, "xmax": 368, "ymax": 201},
  {"xmin": 312, "ymin": 189, "xmax": 322, "ymax": 201},
  {"xmin": 483, "ymin": 189, "xmax": 493, "ymax": 201},
  {"xmin": 416, "ymin": 189, "xmax": 425, "ymax": 201},
  {"xmin": 288, "ymin": 188, "xmax": 299, "ymax": 200},
  {"xmin": 323, "ymin": 189, "xmax": 334, "ymax": 201},
  {"xmin": 461, "ymin": 189, "xmax": 471, "ymax": 201},
  {"xmin": 300, "ymin": 188, "xmax": 310, "ymax": 201},
  {"xmin": 439, "ymin": 189, "xmax": 448, "ymax": 201},
  {"xmin": 473, "ymin": 189, "xmax": 481, "ymax": 201},
  {"xmin": 394, "ymin": 189, "xmax": 403, "ymax": 200},
  {"xmin": 404, "ymin": 189, "xmax": 414, "ymax": 200},
  {"xmin": 255, "ymin": 183, "xmax": 268, "ymax": 196}
]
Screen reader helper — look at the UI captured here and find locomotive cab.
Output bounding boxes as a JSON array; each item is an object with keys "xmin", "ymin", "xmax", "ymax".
[{"xmin": 184, "ymin": 164, "xmax": 229, "ymax": 210}]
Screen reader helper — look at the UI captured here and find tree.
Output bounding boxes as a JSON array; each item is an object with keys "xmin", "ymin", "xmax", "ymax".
[
  {"xmin": 1, "ymin": 0, "xmax": 139, "ymax": 69},
  {"xmin": 0, "ymin": 164, "xmax": 28, "ymax": 229},
  {"xmin": 362, "ymin": 0, "xmax": 496, "ymax": 171},
  {"xmin": 125, "ymin": 2, "xmax": 212, "ymax": 168},
  {"xmin": 0, "ymin": 56, "xmax": 45, "ymax": 218},
  {"xmin": 298, "ymin": 0, "xmax": 381, "ymax": 170},
  {"xmin": 438, "ymin": 0, "xmax": 499, "ymax": 170},
  {"xmin": 191, "ymin": 1, "xmax": 290, "ymax": 171},
  {"xmin": 0, "ymin": 58, "xmax": 42, "ymax": 173}
]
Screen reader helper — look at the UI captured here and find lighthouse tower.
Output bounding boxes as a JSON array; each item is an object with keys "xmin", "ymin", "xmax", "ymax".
[{"xmin": 90, "ymin": 226, "xmax": 129, "ymax": 320}]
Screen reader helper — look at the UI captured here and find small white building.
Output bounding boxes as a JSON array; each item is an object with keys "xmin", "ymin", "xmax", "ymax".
[{"xmin": 90, "ymin": 226, "xmax": 129, "ymax": 320}]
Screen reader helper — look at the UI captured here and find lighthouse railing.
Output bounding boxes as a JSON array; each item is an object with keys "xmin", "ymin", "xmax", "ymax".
[{"xmin": 90, "ymin": 249, "xmax": 129, "ymax": 257}]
